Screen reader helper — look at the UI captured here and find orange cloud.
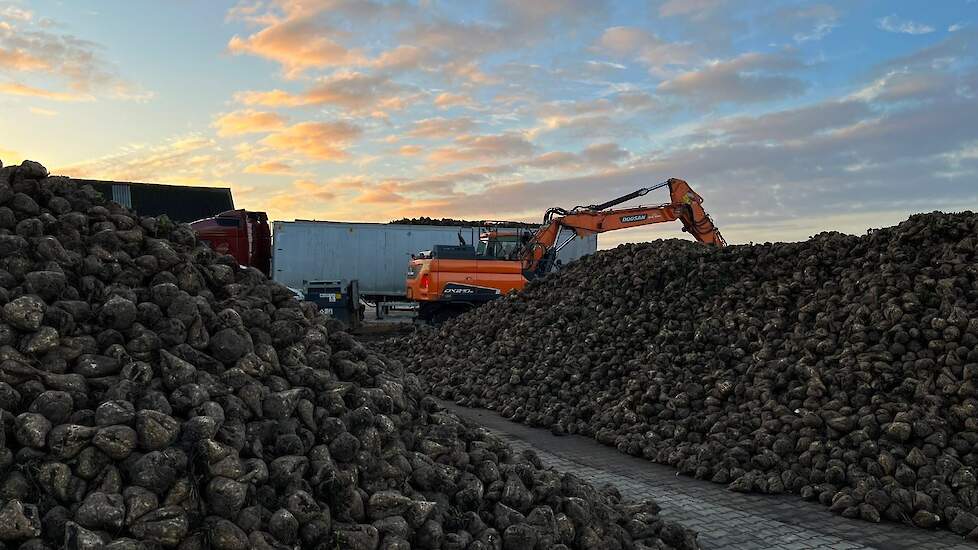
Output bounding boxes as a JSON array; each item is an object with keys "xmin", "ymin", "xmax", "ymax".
[
  {"xmin": 0, "ymin": 47, "xmax": 49, "ymax": 71},
  {"xmin": 433, "ymin": 92, "xmax": 472, "ymax": 108},
  {"xmin": 408, "ymin": 117, "xmax": 476, "ymax": 138},
  {"xmin": 54, "ymin": 136, "xmax": 232, "ymax": 185},
  {"xmin": 28, "ymin": 106, "xmax": 57, "ymax": 117},
  {"xmin": 293, "ymin": 179, "xmax": 337, "ymax": 200},
  {"xmin": 0, "ymin": 82, "xmax": 92, "ymax": 101},
  {"xmin": 227, "ymin": 15, "xmax": 362, "ymax": 78},
  {"xmin": 213, "ymin": 109, "xmax": 286, "ymax": 136},
  {"xmin": 0, "ymin": 16, "xmax": 146, "ymax": 100},
  {"xmin": 356, "ymin": 181, "xmax": 407, "ymax": 204},
  {"xmin": 397, "ymin": 145, "xmax": 423, "ymax": 156},
  {"xmin": 260, "ymin": 121, "xmax": 362, "ymax": 161},
  {"xmin": 234, "ymin": 88, "xmax": 296, "ymax": 106},
  {"xmin": 267, "ymin": 193, "xmax": 301, "ymax": 212},
  {"xmin": 371, "ymin": 45, "xmax": 427, "ymax": 70},
  {"xmin": 443, "ymin": 61, "xmax": 501, "ymax": 85},
  {"xmin": 244, "ymin": 160, "xmax": 295, "ymax": 175},
  {"xmin": 236, "ymin": 71, "xmax": 404, "ymax": 112},
  {"xmin": 330, "ymin": 177, "xmax": 368, "ymax": 191}
]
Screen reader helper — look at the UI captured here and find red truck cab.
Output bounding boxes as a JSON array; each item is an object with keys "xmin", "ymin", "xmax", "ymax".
[{"xmin": 190, "ymin": 210, "xmax": 272, "ymax": 276}]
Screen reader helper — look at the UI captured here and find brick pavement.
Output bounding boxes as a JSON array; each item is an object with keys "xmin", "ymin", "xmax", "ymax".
[{"xmin": 438, "ymin": 400, "xmax": 978, "ymax": 550}]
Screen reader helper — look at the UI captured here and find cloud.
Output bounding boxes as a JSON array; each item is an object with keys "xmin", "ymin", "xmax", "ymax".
[
  {"xmin": 949, "ymin": 23, "xmax": 966, "ymax": 33},
  {"xmin": 0, "ymin": 14, "xmax": 146, "ymax": 100},
  {"xmin": 851, "ymin": 69, "xmax": 953, "ymax": 103},
  {"xmin": 0, "ymin": 44, "xmax": 48, "ymax": 71},
  {"xmin": 0, "ymin": 81, "xmax": 92, "ymax": 101},
  {"xmin": 265, "ymin": 194, "xmax": 301, "ymax": 213},
  {"xmin": 0, "ymin": 6, "xmax": 32, "ymax": 21},
  {"xmin": 356, "ymin": 181, "xmax": 408, "ymax": 204},
  {"xmin": 877, "ymin": 15, "xmax": 935, "ymax": 35},
  {"xmin": 396, "ymin": 145, "xmax": 422, "ymax": 156},
  {"xmin": 595, "ymin": 26, "xmax": 697, "ymax": 76},
  {"xmin": 235, "ymin": 71, "xmax": 404, "ymax": 113},
  {"xmin": 659, "ymin": 52, "xmax": 807, "ymax": 106},
  {"xmin": 400, "ymin": 20, "xmax": 508, "ymax": 62},
  {"xmin": 494, "ymin": 0, "xmax": 608, "ymax": 27},
  {"xmin": 875, "ymin": 31, "xmax": 976, "ymax": 75},
  {"xmin": 28, "ymin": 105, "xmax": 56, "ymax": 116},
  {"xmin": 212, "ymin": 109, "xmax": 286, "ymax": 136},
  {"xmin": 526, "ymin": 151, "xmax": 579, "ymax": 169},
  {"xmin": 581, "ymin": 142, "xmax": 629, "ymax": 165},
  {"xmin": 293, "ymin": 179, "xmax": 337, "ymax": 201},
  {"xmin": 227, "ymin": 13, "xmax": 363, "ymax": 77},
  {"xmin": 524, "ymin": 143, "xmax": 629, "ymax": 170},
  {"xmin": 225, "ymin": 0, "xmax": 412, "ymax": 74},
  {"xmin": 762, "ymin": 4, "xmax": 840, "ymax": 43},
  {"xmin": 433, "ymin": 92, "xmax": 473, "ymax": 109},
  {"xmin": 377, "ymin": 51, "xmax": 978, "ymax": 242},
  {"xmin": 657, "ymin": 0, "xmax": 726, "ymax": 19},
  {"xmin": 243, "ymin": 160, "xmax": 295, "ymax": 175},
  {"xmin": 54, "ymin": 136, "xmax": 232, "ymax": 184},
  {"xmin": 370, "ymin": 45, "xmax": 428, "ymax": 70},
  {"xmin": 704, "ymin": 100, "xmax": 872, "ymax": 143},
  {"xmin": 428, "ymin": 132, "xmax": 535, "ymax": 164},
  {"xmin": 530, "ymin": 91, "xmax": 668, "ymax": 139},
  {"xmin": 259, "ymin": 121, "xmax": 362, "ymax": 161},
  {"xmin": 407, "ymin": 117, "xmax": 476, "ymax": 138}
]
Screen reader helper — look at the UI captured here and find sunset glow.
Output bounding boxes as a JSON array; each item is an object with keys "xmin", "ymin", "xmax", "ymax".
[{"xmin": 1, "ymin": 1, "xmax": 975, "ymax": 246}]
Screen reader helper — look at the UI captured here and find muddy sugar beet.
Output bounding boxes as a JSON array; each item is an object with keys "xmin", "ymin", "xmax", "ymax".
[
  {"xmin": 386, "ymin": 212, "xmax": 978, "ymax": 538},
  {"xmin": 0, "ymin": 159, "xmax": 699, "ymax": 550}
]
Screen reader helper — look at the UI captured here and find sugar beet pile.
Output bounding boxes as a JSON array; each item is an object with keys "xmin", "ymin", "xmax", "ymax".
[
  {"xmin": 388, "ymin": 212, "xmax": 978, "ymax": 537},
  {"xmin": 0, "ymin": 158, "xmax": 699, "ymax": 550}
]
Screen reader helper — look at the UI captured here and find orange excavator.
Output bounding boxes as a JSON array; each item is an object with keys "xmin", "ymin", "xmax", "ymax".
[{"xmin": 406, "ymin": 178, "xmax": 725, "ymax": 323}]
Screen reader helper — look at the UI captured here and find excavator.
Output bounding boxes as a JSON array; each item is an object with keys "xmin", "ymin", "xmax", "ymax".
[{"xmin": 406, "ymin": 178, "xmax": 725, "ymax": 322}]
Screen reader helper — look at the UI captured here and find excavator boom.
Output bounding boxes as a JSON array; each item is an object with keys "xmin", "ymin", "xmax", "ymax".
[{"xmin": 522, "ymin": 178, "xmax": 724, "ymax": 277}]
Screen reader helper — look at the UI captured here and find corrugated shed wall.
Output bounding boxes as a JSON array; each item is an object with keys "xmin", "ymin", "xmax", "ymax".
[{"xmin": 75, "ymin": 179, "xmax": 234, "ymax": 222}]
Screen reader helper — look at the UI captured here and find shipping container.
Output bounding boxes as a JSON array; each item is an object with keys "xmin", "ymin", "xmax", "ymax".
[{"xmin": 270, "ymin": 220, "xmax": 597, "ymax": 299}]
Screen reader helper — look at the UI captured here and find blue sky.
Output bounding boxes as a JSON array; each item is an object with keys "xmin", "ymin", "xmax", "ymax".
[{"xmin": 1, "ymin": 0, "xmax": 976, "ymax": 246}]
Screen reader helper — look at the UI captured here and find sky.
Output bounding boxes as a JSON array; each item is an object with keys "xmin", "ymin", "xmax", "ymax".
[{"xmin": 0, "ymin": 0, "xmax": 976, "ymax": 247}]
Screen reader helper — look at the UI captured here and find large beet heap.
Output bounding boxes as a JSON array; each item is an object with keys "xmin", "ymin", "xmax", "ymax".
[
  {"xmin": 0, "ymin": 159, "xmax": 699, "ymax": 550},
  {"xmin": 388, "ymin": 212, "xmax": 978, "ymax": 537}
]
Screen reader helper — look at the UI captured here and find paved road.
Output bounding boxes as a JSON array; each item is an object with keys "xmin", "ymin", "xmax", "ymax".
[{"xmin": 438, "ymin": 400, "xmax": 978, "ymax": 550}]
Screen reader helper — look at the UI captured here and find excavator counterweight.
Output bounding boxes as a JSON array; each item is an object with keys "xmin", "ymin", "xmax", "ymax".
[{"xmin": 406, "ymin": 178, "xmax": 724, "ymax": 322}]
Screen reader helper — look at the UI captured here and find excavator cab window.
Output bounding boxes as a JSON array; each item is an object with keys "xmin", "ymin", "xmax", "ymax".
[{"xmin": 477, "ymin": 234, "xmax": 521, "ymax": 259}]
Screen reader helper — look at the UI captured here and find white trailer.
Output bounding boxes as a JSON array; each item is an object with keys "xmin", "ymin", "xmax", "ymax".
[{"xmin": 271, "ymin": 220, "xmax": 597, "ymax": 300}]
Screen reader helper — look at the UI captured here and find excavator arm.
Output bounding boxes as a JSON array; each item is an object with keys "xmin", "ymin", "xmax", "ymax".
[{"xmin": 521, "ymin": 178, "xmax": 725, "ymax": 277}]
